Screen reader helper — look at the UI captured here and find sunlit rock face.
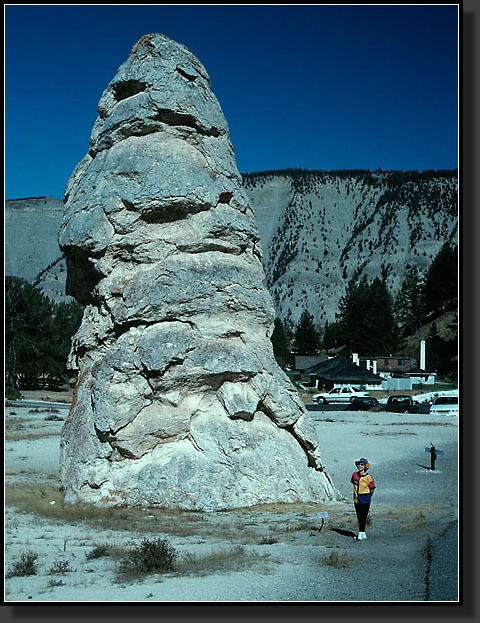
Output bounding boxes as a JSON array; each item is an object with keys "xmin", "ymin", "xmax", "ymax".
[{"xmin": 58, "ymin": 33, "xmax": 336, "ymax": 510}]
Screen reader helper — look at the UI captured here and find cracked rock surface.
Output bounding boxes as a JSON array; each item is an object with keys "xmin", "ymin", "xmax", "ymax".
[{"xmin": 58, "ymin": 33, "xmax": 336, "ymax": 510}]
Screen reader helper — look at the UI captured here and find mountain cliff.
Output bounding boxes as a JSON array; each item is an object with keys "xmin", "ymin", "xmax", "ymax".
[
  {"xmin": 243, "ymin": 169, "xmax": 457, "ymax": 327},
  {"xmin": 5, "ymin": 168, "xmax": 458, "ymax": 325},
  {"xmin": 5, "ymin": 196, "xmax": 69, "ymax": 302}
]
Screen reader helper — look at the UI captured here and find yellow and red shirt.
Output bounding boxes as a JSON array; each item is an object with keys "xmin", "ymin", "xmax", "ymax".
[{"xmin": 351, "ymin": 471, "xmax": 375, "ymax": 503}]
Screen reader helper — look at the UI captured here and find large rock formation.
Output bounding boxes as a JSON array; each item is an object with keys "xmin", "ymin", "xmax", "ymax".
[{"xmin": 58, "ymin": 33, "xmax": 336, "ymax": 510}]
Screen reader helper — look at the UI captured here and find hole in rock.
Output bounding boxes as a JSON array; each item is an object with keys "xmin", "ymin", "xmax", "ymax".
[
  {"xmin": 64, "ymin": 251, "xmax": 103, "ymax": 304},
  {"xmin": 112, "ymin": 80, "xmax": 149, "ymax": 102},
  {"xmin": 140, "ymin": 201, "xmax": 211, "ymax": 224},
  {"xmin": 176, "ymin": 66, "xmax": 198, "ymax": 82},
  {"xmin": 153, "ymin": 109, "xmax": 221, "ymax": 137}
]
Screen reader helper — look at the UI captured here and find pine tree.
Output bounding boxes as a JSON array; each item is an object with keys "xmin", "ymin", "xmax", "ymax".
[
  {"xmin": 321, "ymin": 320, "xmax": 342, "ymax": 350},
  {"xmin": 423, "ymin": 243, "xmax": 458, "ymax": 319},
  {"xmin": 5, "ymin": 277, "xmax": 83, "ymax": 388},
  {"xmin": 336, "ymin": 276, "xmax": 371, "ymax": 352},
  {"xmin": 366, "ymin": 278, "xmax": 401, "ymax": 354},
  {"xmin": 5, "ymin": 277, "xmax": 55, "ymax": 387},
  {"xmin": 426, "ymin": 321, "xmax": 457, "ymax": 378},
  {"xmin": 395, "ymin": 266, "xmax": 426, "ymax": 335},
  {"xmin": 292, "ymin": 310, "xmax": 321, "ymax": 355},
  {"xmin": 426, "ymin": 322, "xmax": 444, "ymax": 372},
  {"xmin": 271, "ymin": 318, "xmax": 291, "ymax": 366},
  {"xmin": 336, "ymin": 276, "xmax": 400, "ymax": 354}
]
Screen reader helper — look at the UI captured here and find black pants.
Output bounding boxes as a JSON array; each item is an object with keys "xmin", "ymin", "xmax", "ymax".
[{"xmin": 354, "ymin": 502, "xmax": 370, "ymax": 531}]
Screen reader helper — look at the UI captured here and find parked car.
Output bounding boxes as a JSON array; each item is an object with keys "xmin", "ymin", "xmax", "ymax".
[
  {"xmin": 345, "ymin": 397, "xmax": 381, "ymax": 412},
  {"xmin": 385, "ymin": 395, "xmax": 419, "ymax": 414},
  {"xmin": 312, "ymin": 385, "xmax": 370, "ymax": 404},
  {"xmin": 429, "ymin": 395, "xmax": 459, "ymax": 416}
]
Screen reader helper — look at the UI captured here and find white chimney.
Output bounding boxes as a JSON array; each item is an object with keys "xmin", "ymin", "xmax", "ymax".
[
  {"xmin": 420, "ymin": 340, "xmax": 426, "ymax": 370},
  {"xmin": 352, "ymin": 353, "xmax": 359, "ymax": 365}
]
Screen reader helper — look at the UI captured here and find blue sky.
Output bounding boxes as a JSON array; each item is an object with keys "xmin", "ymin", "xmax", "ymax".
[{"xmin": 5, "ymin": 3, "xmax": 459, "ymax": 200}]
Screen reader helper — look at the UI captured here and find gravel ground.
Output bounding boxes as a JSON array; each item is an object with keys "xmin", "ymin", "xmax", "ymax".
[{"xmin": 4, "ymin": 402, "xmax": 459, "ymax": 603}]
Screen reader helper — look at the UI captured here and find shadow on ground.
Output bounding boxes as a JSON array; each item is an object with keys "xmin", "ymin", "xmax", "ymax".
[{"xmin": 329, "ymin": 527, "xmax": 357, "ymax": 539}]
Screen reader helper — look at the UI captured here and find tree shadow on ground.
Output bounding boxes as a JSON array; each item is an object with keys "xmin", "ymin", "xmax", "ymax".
[{"xmin": 417, "ymin": 464, "xmax": 433, "ymax": 471}]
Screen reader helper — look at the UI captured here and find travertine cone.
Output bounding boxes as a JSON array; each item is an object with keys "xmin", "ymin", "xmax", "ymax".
[{"xmin": 58, "ymin": 34, "xmax": 336, "ymax": 510}]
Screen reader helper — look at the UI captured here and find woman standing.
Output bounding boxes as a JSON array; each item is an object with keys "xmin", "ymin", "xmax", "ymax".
[{"xmin": 351, "ymin": 458, "xmax": 375, "ymax": 540}]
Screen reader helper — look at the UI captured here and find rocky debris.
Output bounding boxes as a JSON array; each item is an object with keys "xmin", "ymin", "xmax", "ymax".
[{"xmin": 58, "ymin": 33, "xmax": 336, "ymax": 510}]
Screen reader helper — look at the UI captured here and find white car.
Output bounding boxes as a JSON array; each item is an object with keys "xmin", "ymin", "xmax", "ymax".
[
  {"xmin": 312, "ymin": 386, "xmax": 370, "ymax": 404},
  {"xmin": 429, "ymin": 395, "xmax": 459, "ymax": 416}
]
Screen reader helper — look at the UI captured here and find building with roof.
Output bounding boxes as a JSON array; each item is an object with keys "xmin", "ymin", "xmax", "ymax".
[
  {"xmin": 303, "ymin": 354, "xmax": 384, "ymax": 391},
  {"xmin": 358, "ymin": 355, "xmax": 414, "ymax": 374}
]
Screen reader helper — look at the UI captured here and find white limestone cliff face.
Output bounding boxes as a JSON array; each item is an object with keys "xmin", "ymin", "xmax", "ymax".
[
  {"xmin": 58, "ymin": 34, "xmax": 336, "ymax": 510},
  {"xmin": 5, "ymin": 172, "xmax": 458, "ymax": 314},
  {"xmin": 244, "ymin": 171, "xmax": 458, "ymax": 327}
]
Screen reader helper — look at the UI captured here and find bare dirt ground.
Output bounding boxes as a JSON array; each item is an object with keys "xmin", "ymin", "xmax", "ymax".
[{"xmin": 4, "ymin": 398, "xmax": 459, "ymax": 603}]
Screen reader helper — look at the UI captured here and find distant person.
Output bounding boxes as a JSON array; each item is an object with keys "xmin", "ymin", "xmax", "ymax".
[{"xmin": 351, "ymin": 458, "xmax": 375, "ymax": 540}]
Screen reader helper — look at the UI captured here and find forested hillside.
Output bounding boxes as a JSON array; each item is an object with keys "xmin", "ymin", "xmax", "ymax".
[{"xmin": 244, "ymin": 169, "xmax": 457, "ymax": 329}]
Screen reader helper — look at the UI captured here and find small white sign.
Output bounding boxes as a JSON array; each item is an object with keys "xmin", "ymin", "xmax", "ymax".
[{"xmin": 317, "ymin": 511, "xmax": 329, "ymax": 519}]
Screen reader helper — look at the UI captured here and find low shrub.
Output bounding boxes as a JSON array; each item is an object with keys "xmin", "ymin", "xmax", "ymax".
[
  {"xmin": 44, "ymin": 414, "xmax": 65, "ymax": 421},
  {"xmin": 47, "ymin": 578, "xmax": 66, "ymax": 588},
  {"xmin": 86, "ymin": 544, "xmax": 110, "ymax": 560},
  {"xmin": 258, "ymin": 536, "xmax": 279, "ymax": 545},
  {"xmin": 49, "ymin": 559, "xmax": 71, "ymax": 574},
  {"xmin": 116, "ymin": 538, "xmax": 177, "ymax": 580},
  {"xmin": 6, "ymin": 552, "xmax": 39, "ymax": 577}
]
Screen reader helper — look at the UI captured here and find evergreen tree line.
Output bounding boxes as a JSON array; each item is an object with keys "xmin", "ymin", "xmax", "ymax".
[
  {"xmin": 242, "ymin": 168, "xmax": 457, "ymax": 184},
  {"xmin": 5, "ymin": 276, "xmax": 84, "ymax": 392},
  {"xmin": 271, "ymin": 243, "xmax": 458, "ymax": 378}
]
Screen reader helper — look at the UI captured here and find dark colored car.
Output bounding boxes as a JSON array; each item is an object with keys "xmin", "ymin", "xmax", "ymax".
[
  {"xmin": 385, "ymin": 395, "xmax": 419, "ymax": 414},
  {"xmin": 346, "ymin": 397, "xmax": 381, "ymax": 411}
]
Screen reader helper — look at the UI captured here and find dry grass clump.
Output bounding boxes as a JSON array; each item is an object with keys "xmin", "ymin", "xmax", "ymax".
[
  {"xmin": 283, "ymin": 521, "xmax": 318, "ymax": 532},
  {"xmin": 368, "ymin": 431, "xmax": 417, "ymax": 437},
  {"xmin": 385, "ymin": 421, "xmax": 455, "ymax": 427},
  {"xmin": 86, "ymin": 544, "xmax": 113, "ymax": 560},
  {"xmin": 5, "ymin": 484, "xmax": 255, "ymax": 542},
  {"xmin": 258, "ymin": 536, "xmax": 279, "ymax": 545},
  {"xmin": 174, "ymin": 545, "xmax": 271, "ymax": 577},
  {"xmin": 47, "ymin": 577, "xmax": 66, "ymax": 588},
  {"xmin": 6, "ymin": 483, "xmax": 69, "ymax": 516},
  {"xmin": 320, "ymin": 551, "xmax": 351, "ymax": 567},
  {"xmin": 5, "ymin": 418, "xmax": 29, "ymax": 430},
  {"xmin": 400, "ymin": 511, "xmax": 429, "ymax": 531},
  {"xmin": 84, "ymin": 540, "xmax": 271, "ymax": 582},
  {"xmin": 5, "ymin": 483, "xmax": 182, "ymax": 530},
  {"xmin": 5, "ymin": 415, "xmax": 62, "ymax": 440}
]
